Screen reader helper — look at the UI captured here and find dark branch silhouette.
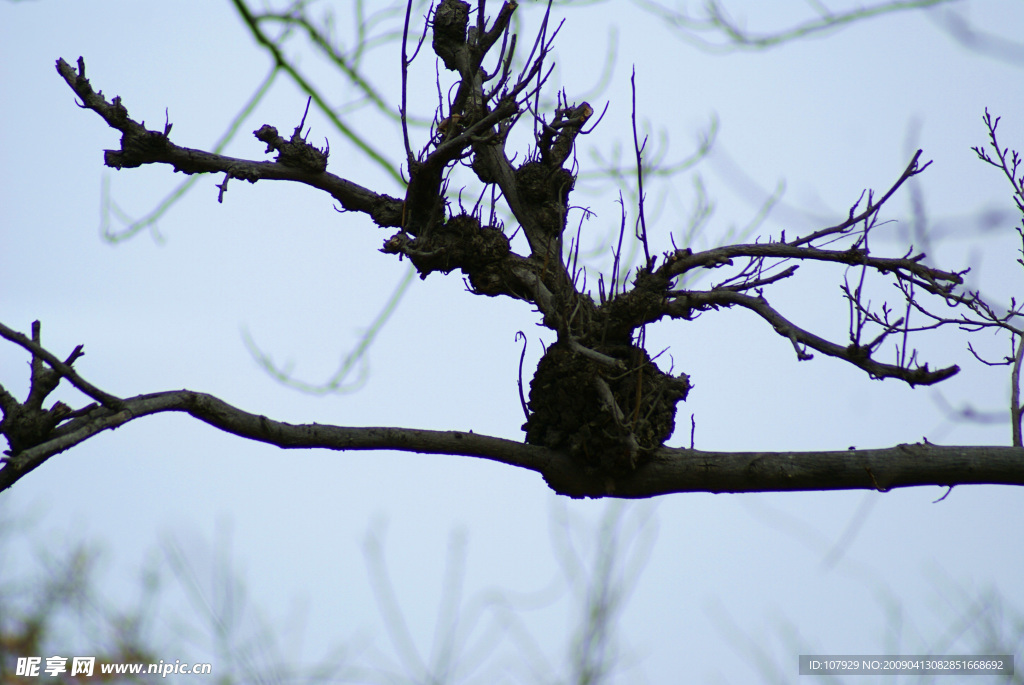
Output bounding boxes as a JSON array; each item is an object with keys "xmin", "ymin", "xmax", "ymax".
[
  {"xmin": 3, "ymin": 320, "xmax": 1023, "ymax": 498},
  {"xmin": 3, "ymin": 1, "xmax": 1023, "ymax": 498}
]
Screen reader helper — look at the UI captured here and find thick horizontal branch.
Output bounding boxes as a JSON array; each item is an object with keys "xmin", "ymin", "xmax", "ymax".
[
  {"xmin": 1, "ymin": 322, "xmax": 1000, "ymax": 498},
  {"xmin": 4, "ymin": 382, "xmax": 1019, "ymax": 493},
  {"xmin": 3, "ymin": 382, "xmax": 1021, "ymax": 498},
  {"xmin": 0, "ymin": 388, "xmax": 558, "ymax": 494},
  {"xmin": 55, "ymin": 57, "xmax": 404, "ymax": 227},
  {"xmin": 600, "ymin": 443, "xmax": 1024, "ymax": 498}
]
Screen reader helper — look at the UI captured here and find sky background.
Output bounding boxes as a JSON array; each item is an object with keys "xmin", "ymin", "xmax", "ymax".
[{"xmin": 2, "ymin": 0, "xmax": 1024, "ymax": 682}]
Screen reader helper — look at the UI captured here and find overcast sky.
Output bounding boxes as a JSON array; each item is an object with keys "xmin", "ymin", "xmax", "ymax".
[{"xmin": 3, "ymin": 0, "xmax": 1024, "ymax": 682}]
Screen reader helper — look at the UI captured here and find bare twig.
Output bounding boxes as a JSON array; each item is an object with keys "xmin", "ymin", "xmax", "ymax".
[{"xmin": 630, "ymin": 68, "xmax": 651, "ymax": 268}]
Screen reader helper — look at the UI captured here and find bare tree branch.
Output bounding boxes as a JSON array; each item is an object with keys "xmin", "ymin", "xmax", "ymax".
[
  {"xmin": 633, "ymin": 0, "xmax": 957, "ymax": 53},
  {"xmin": 2, "ymin": 323, "xmax": 1023, "ymax": 498},
  {"xmin": 664, "ymin": 288, "xmax": 958, "ymax": 385},
  {"xmin": 55, "ymin": 58, "xmax": 405, "ymax": 227},
  {"xmin": 13, "ymin": 4, "xmax": 1020, "ymax": 498}
]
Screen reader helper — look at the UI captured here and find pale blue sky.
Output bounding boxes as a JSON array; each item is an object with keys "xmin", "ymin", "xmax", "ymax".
[{"xmin": 2, "ymin": 1, "xmax": 1023, "ymax": 682}]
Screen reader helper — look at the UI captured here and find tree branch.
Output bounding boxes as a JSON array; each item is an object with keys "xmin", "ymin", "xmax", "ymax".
[
  {"xmin": 0, "ymin": 321, "xmax": 123, "ymax": 409},
  {"xmin": 586, "ymin": 443, "xmax": 1024, "ymax": 498},
  {"xmin": 665, "ymin": 289, "xmax": 959, "ymax": 385},
  {"xmin": 55, "ymin": 58, "xmax": 404, "ymax": 227},
  {"xmin": 663, "ymin": 242, "xmax": 962, "ymax": 297},
  {"xmin": 39, "ymin": 9, "xmax": 1021, "ymax": 496},
  {"xmin": 635, "ymin": 0, "xmax": 957, "ymax": 53},
  {"xmin": 3, "ymin": 378, "xmax": 1021, "ymax": 497},
  {"xmin": 2, "ymin": 321, "xmax": 1021, "ymax": 498}
]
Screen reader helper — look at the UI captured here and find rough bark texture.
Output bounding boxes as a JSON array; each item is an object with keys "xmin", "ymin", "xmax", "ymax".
[
  {"xmin": 525, "ymin": 341, "xmax": 690, "ymax": 477},
  {"xmin": 2, "ymin": 3, "xmax": 1020, "ymax": 498}
]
